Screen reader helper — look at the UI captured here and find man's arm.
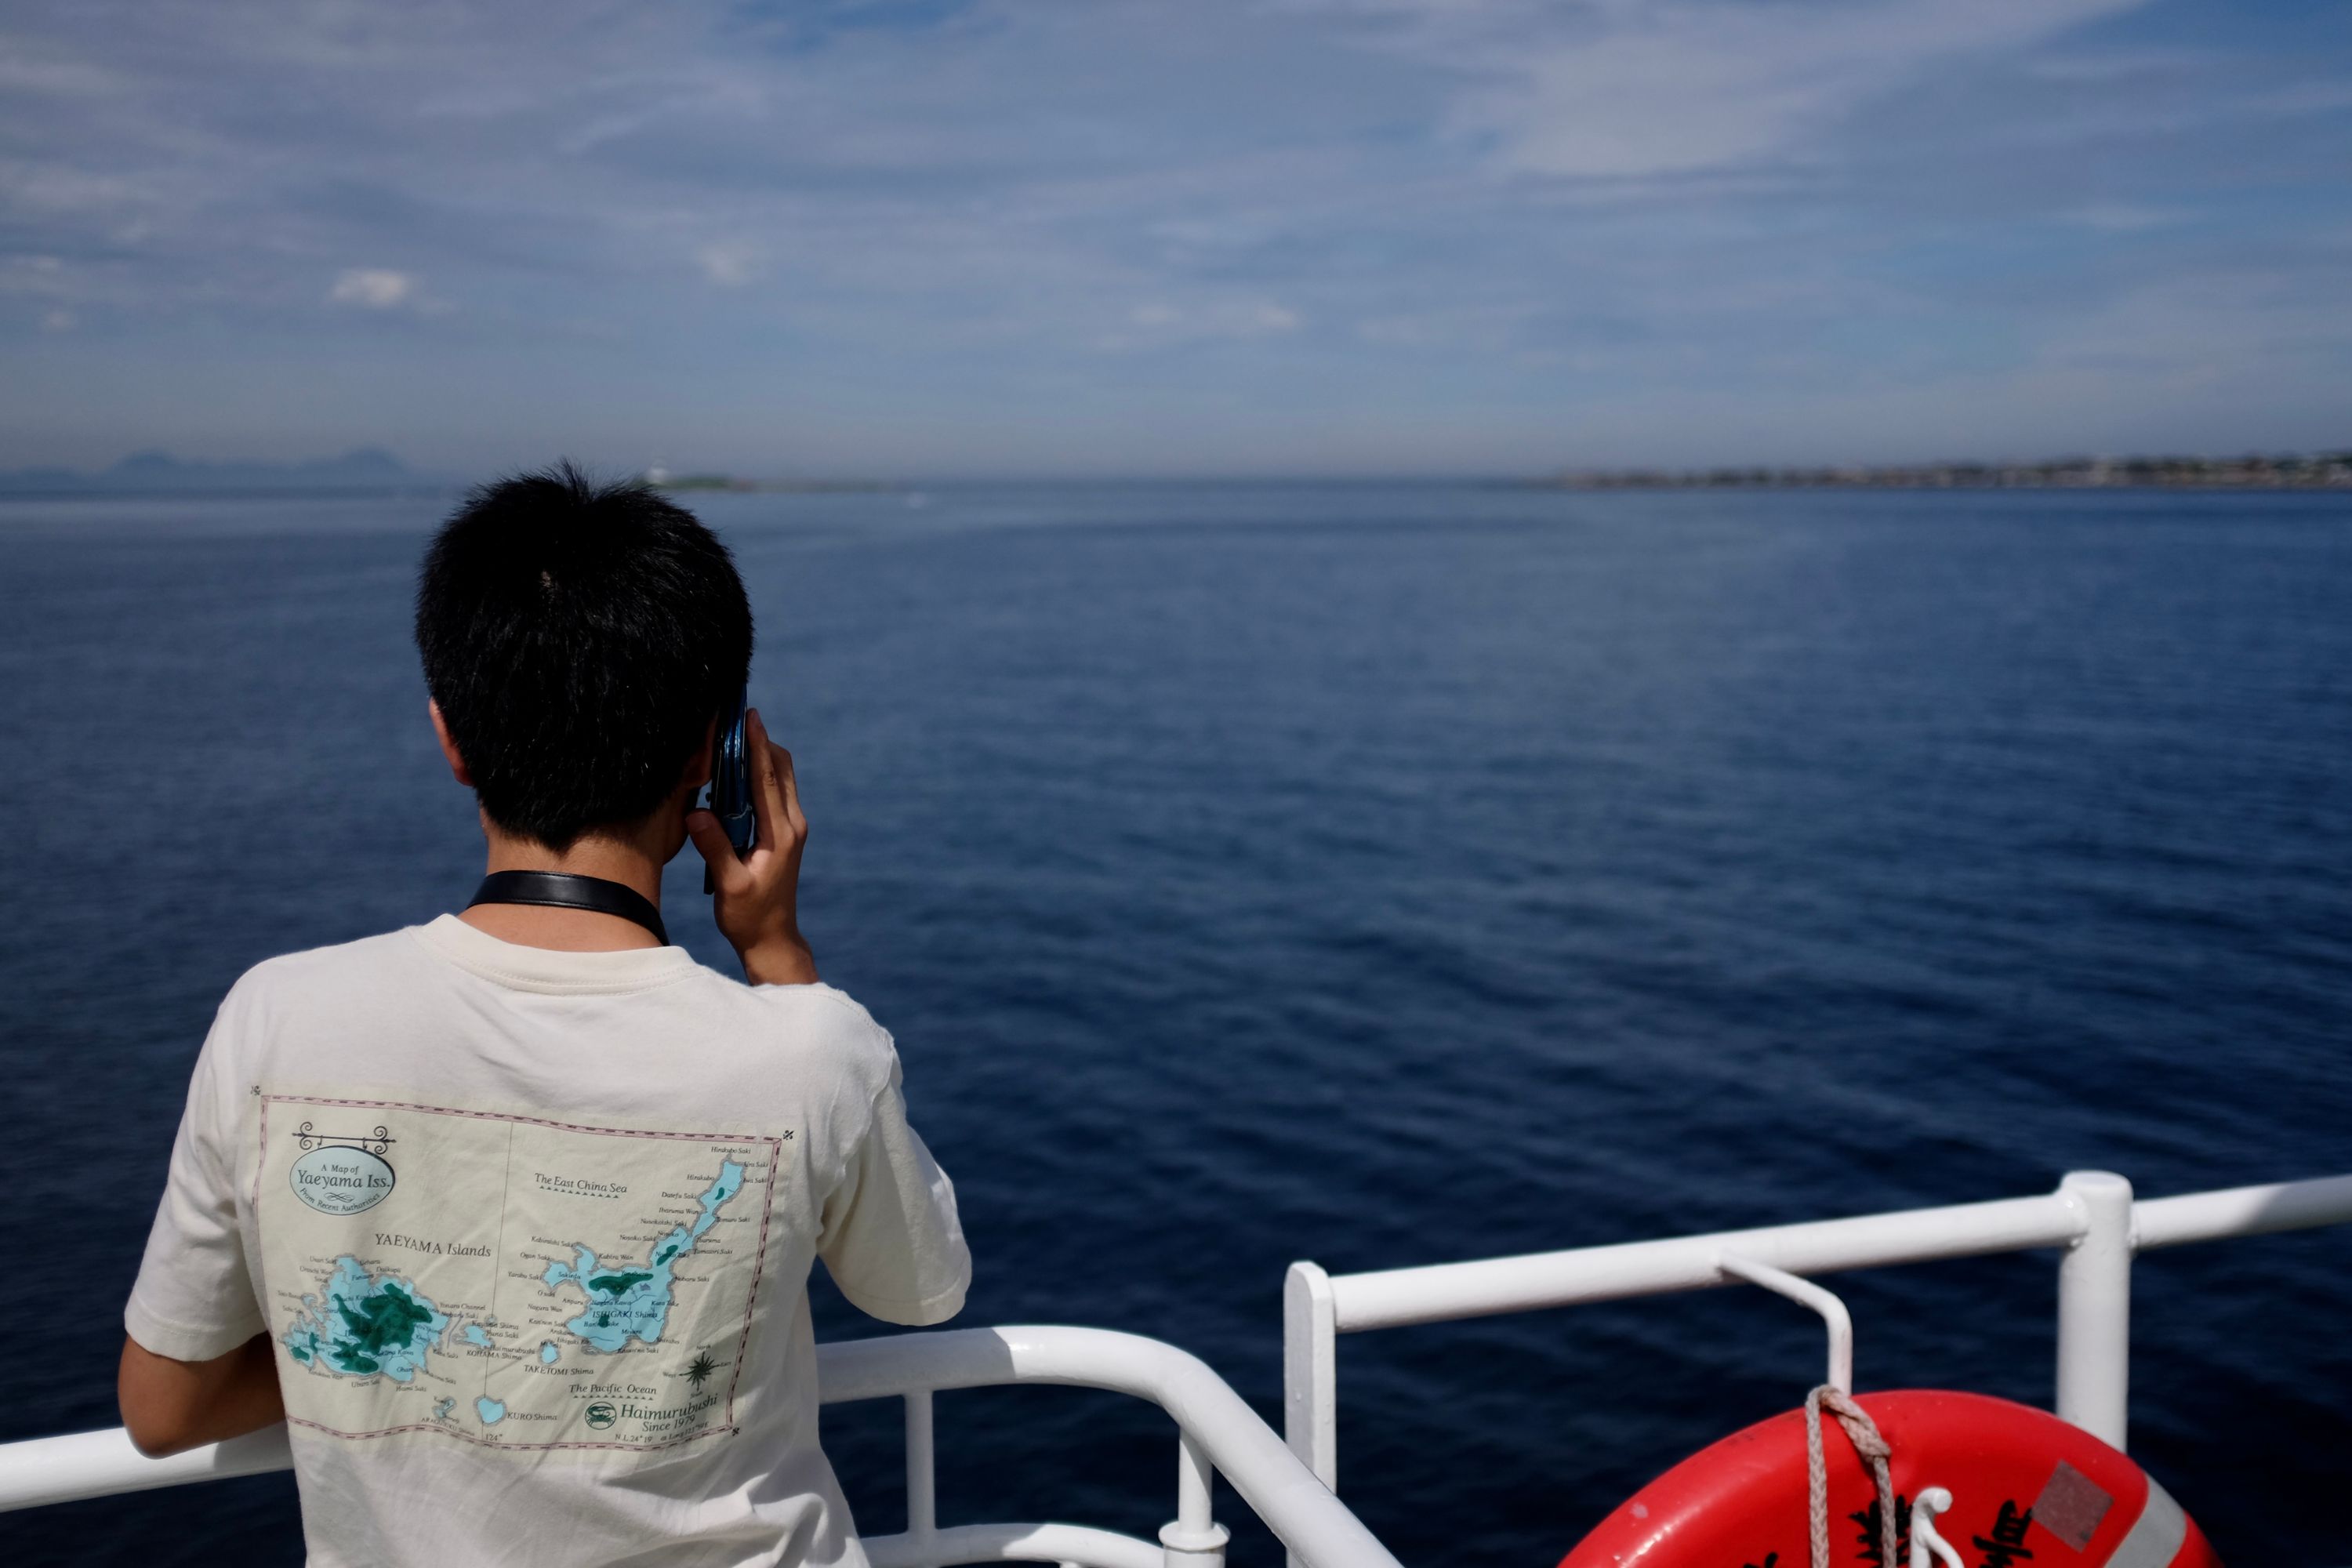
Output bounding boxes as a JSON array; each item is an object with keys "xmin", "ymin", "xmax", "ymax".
[
  {"xmin": 818, "ymin": 1067, "xmax": 971, "ymax": 1327},
  {"xmin": 118, "ymin": 1332, "xmax": 284, "ymax": 1457}
]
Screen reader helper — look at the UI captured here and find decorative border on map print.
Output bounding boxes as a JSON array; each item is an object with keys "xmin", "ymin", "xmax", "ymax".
[
  {"xmin": 281, "ymin": 1410, "xmax": 742, "ymax": 1454},
  {"xmin": 258, "ymin": 1093, "xmax": 785, "ymax": 1451}
]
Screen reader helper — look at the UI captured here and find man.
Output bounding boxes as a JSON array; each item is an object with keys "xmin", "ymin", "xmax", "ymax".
[{"xmin": 118, "ymin": 465, "xmax": 969, "ymax": 1567}]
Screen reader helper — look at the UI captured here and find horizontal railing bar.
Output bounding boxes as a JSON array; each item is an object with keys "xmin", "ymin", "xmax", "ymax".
[
  {"xmin": 862, "ymin": 1521, "xmax": 1161, "ymax": 1568},
  {"xmin": 0, "ymin": 1425, "xmax": 291, "ymax": 1513},
  {"xmin": 1329, "ymin": 1192, "xmax": 2082, "ymax": 1333},
  {"xmin": 2133, "ymin": 1175, "xmax": 2352, "ymax": 1251},
  {"xmin": 0, "ymin": 1327, "xmax": 1397, "ymax": 1568},
  {"xmin": 816, "ymin": 1327, "xmax": 1401, "ymax": 1568},
  {"xmin": 1325, "ymin": 1174, "xmax": 2352, "ymax": 1335}
]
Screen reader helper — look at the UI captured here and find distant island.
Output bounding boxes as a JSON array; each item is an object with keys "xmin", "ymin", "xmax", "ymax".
[
  {"xmin": 641, "ymin": 466, "xmax": 892, "ymax": 495},
  {"xmin": 0, "ymin": 447, "xmax": 443, "ymax": 495},
  {"xmin": 1535, "ymin": 451, "xmax": 2352, "ymax": 491},
  {"xmin": 0, "ymin": 451, "xmax": 895, "ymax": 498}
]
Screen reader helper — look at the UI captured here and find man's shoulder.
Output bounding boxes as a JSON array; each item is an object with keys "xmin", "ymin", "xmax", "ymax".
[
  {"xmin": 223, "ymin": 927, "xmax": 427, "ymax": 1007},
  {"xmin": 729, "ymin": 981, "xmax": 900, "ymax": 1087},
  {"xmin": 220, "ymin": 929, "xmax": 902, "ymax": 1098}
]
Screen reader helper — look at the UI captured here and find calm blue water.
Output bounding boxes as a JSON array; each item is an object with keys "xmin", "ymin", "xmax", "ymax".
[{"xmin": 2, "ymin": 485, "xmax": 2347, "ymax": 1565}]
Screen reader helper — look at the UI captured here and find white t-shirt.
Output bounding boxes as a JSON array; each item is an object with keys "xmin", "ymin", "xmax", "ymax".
[{"xmin": 125, "ymin": 914, "xmax": 971, "ymax": 1568}]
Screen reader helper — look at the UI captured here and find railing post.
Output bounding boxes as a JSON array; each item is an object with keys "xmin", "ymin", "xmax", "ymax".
[
  {"xmin": 1158, "ymin": 1430, "xmax": 1230, "ymax": 1566},
  {"xmin": 1283, "ymin": 1263, "xmax": 1336, "ymax": 1486},
  {"xmin": 1284, "ymin": 1261, "xmax": 1338, "ymax": 1568},
  {"xmin": 903, "ymin": 1390, "xmax": 935, "ymax": 1539},
  {"xmin": 2055, "ymin": 1171, "xmax": 2133, "ymax": 1450}
]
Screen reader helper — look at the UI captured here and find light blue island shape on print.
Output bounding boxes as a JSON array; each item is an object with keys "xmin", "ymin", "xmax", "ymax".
[
  {"xmin": 539, "ymin": 1341, "xmax": 560, "ymax": 1364},
  {"xmin": 281, "ymin": 1257, "xmax": 450, "ymax": 1382},
  {"xmin": 462, "ymin": 1323, "xmax": 493, "ymax": 1348},
  {"xmin": 476, "ymin": 1397, "xmax": 506, "ymax": 1426},
  {"xmin": 542, "ymin": 1159, "xmax": 746, "ymax": 1354}
]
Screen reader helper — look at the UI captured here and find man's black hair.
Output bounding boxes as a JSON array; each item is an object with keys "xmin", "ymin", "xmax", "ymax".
[{"xmin": 416, "ymin": 462, "xmax": 753, "ymax": 851}]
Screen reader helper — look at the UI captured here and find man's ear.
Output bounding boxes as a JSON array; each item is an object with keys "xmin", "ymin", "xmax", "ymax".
[
  {"xmin": 677, "ymin": 714, "xmax": 721, "ymax": 795},
  {"xmin": 427, "ymin": 700, "xmax": 474, "ymax": 787}
]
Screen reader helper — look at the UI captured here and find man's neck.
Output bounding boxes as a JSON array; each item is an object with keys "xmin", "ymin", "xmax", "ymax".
[{"xmin": 459, "ymin": 828, "xmax": 670, "ymax": 953}]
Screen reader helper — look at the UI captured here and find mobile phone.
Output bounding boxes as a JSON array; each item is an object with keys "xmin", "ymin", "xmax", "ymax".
[{"xmin": 702, "ymin": 684, "xmax": 756, "ymax": 893}]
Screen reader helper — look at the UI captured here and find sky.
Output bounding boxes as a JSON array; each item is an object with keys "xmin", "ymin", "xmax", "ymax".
[{"xmin": 2, "ymin": 0, "xmax": 2349, "ymax": 479}]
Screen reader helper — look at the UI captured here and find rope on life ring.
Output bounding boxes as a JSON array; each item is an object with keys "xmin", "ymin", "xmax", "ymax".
[{"xmin": 1803, "ymin": 1385, "xmax": 1894, "ymax": 1568}]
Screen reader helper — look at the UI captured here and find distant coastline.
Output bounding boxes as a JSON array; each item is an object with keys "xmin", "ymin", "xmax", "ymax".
[
  {"xmin": 643, "ymin": 470, "xmax": 893, "ymax": 495},
  {"xmin": 0, "ymin": 452, "xmax": 895, "ymax": 499},
  {"xmin": 9, "ymin": 448, "xmax": 2350, "ymax": 499},
  {"xmin": 0, "ymin": 447, "xmax": 445, "ymax": 497},
  {"xmin": 1534, "ymin": 451, "xmax": 2352, "ymax": 491}
]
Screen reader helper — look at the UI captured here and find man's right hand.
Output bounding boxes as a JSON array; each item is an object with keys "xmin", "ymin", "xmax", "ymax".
[{"xmin": 687, "ymin": 706, "xmax": 818, "ymax": 986}]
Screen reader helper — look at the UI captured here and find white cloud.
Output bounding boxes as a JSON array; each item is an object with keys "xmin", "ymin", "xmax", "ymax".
[
  {"xmin": 2070, "ymin": 203, "xmax": 2176, "ymax": 233},
  {"xmin": 1354, "ymin": 0, "xmax": 2150, "ymax": 179},
  {"xmin": 2, "ymin": 254, "xmax": 67, "ymax": 294},
  {"xmin": 328, "ymin": 267, "xmax": 416, "ymax": 309},
  {"xmin": 697, "ymin": 242, "xmax": 762, "ymax": 287},
  {"xmin": 1100, "ymin": 297, "xmax": 1302, "ymax": 350},
  {"xmin": 39, "ymin": 306, "xmax": 75, "ymax": 332}
]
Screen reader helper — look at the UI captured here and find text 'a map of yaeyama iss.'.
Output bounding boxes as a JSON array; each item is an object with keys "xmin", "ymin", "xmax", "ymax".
[{"xmin": 256, "ymin": 1094, "xmax": 783, "ymax": 1451}]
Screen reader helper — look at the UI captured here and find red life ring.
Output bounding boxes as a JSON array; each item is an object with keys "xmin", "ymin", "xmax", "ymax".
[{"xmin": 1557, "ymin": 1390, "xmax": 2218, "ymax": 1568}]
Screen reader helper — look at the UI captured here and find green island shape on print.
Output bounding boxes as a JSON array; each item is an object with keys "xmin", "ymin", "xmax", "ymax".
[
  {"xmin": 281, "ymin": 1257, "xmax": 450, "ymax": 1381},
  {"xmin": 540, "ymin": 1159, "xmax": 746, "ymax": 1354}
]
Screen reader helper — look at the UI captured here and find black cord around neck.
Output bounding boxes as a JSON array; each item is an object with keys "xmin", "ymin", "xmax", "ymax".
[{"xmin": 467, "ymin": 871, "xmax": 669, "ymax": 946}]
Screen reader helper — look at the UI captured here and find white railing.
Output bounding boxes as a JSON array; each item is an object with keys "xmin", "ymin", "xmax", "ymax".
[
  {"xmin": 19, "ymin": 1174, "xmax": 2347, "ymax": 1566},
  {"xmin": 0, "ymin": 1325, "xmax": 1405, "ymax": 1568},
  {"xmin": 1281, "ymin": 1168, "xmax": 2352, "ymax": 1513}
]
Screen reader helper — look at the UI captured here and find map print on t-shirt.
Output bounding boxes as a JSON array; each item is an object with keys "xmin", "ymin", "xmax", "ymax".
[{"xmin": 256, "ymin": 1096, "xmax": 782, "ymax": 1450}]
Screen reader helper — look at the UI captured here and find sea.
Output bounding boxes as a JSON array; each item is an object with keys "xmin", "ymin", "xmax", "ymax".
[{"xmin": 1, "ymin": 483, "xmax": 2347, "ymax": 1565}]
